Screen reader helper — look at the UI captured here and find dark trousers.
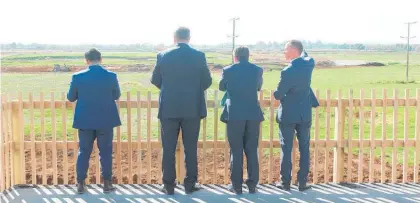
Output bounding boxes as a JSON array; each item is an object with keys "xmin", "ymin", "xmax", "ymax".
[
  {"xmin": 227, "ymin": 120, "xmax": 260, "ymax": 188},
  {"xmin": 160, "ymin": 118, "xmax": 201, "ymax": 186},
  {"xmin": 279, "ymin": 121, "xmax": 311, "ymax": 184},
  {"xmin": 77, "ymin": 129, "xmax": 114, "ymax": 182}
]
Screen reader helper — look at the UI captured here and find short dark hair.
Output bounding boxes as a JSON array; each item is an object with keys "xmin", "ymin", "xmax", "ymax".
[
  {"xmin": 84, "ymin": 48, "xmax": 101, "ymax": 62},
  {"xmin": 174, "ymin": 27, "xmax": 190, "ymax": 40},
  {"xmin": 288, "ymin": 40, "xmax": 303, "ymax": 54},
  {"xmin": 234, "ymin": 46, "xmax": 250, "ymax": 62}
]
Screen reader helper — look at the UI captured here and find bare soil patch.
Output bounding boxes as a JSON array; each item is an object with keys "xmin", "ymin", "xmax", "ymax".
[{"xmin": 23, "ymin": 148, "xmax": 416, "ymax": 185}]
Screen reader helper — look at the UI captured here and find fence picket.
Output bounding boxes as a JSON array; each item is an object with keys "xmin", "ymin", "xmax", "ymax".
[
  {"xmin": 358, "ymin": 89, "xmax": 365, "ymax": 183},
  {"xmin": 29, "ymin": 93, "xmax": 36, "ymax": 184},
  {"xmin": 325, "ymin": 89, "xmax": 331, "ymax": 183},
  {"xmin": 4, "ymin": 95, "xmax": 14, "ymax": 188},
  {"xmin": 127, "ymin": 92, "xmax": 133, "ymax": 184},
  {"xmin": 136, "ymin": 92, "xmax": 142, "ymax": 184},
  {"xmin": 40, "ymin": 93, "xmax": 47, "ymax": 185},
  {"xmin": 347, "ymin": 89, "xmax": 354, "ymax": 182},
  {"xmin": 147, "ymin": 91, "xmax": 152, "ymax": 184},
  {"xmin": 213, "ymin": 90, "xmax": 219, "ymax": 183},
  {"xmin": 403, "ymin": 89, "xmax": 409, "ymax": 183},
  {"xmin": 51, "ymin": 93, "xmax": 58, "ymax": 185},
  {"xmin": 392, "ymin": 89, "xmax": 398, "ymax": 183},
  {"xmin": 381, "ymin": 89, "xmax": 387, "ymax": 183},
  {"xmin": 369, "ymin": 90, "xmax": 376, "ymax": 183},
  {"xmin": 313, "ymin": 89, "xmax": 320, "ymax": 184},
  {"xmin": 415, "ymin": 89, "xmax": 420, "ymax": 183},
  {"xmin": 62, "ymin": 93, "xmax": 68, "ymax": 184},
  {"xmin": 269, "ymin": 91, "xmax": 274, "ymax": 183},
  {"xmin": 1, "ymin": 95, "xmax": 8, "ymax": 190}
]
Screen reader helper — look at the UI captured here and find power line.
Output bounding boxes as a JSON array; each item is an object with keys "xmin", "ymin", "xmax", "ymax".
[
  {"xmin": 228, "ymin": 17, "xmax": 240, "ymax": 64},
  {"xmin": 400, "ymin": 21, "xmax": 417, "ymax": 82}
]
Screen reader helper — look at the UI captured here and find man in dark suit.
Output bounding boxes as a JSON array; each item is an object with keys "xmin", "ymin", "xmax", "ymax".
[
  {"xmin": 151, "ymin": 27, "xmax": 212, "ymax": 195},
  {"xmin": 220, "ymin": 46, "xmax": 264, "ymax": 194},
  {"xmin": 67, "ymin": 48, "xmax": 121, "ymax": 194},
  {"xmin": 274, "ymin": 40, "xmax": 319, "ymax": 191}
]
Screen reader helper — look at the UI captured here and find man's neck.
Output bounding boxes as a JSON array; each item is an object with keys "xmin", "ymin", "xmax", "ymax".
[
  {"xmin": 88, "ymin": 63, "xmax": 101, "ymax": 67},
  {"xmin": 176, "ymin": 41, "xmax": 189, "ymax": 44}
]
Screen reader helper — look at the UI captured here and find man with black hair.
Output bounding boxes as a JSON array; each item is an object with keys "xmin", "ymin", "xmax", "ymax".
[
  {"xmin": 151, "ymin": 27, "xmax": 212, "ymax": 195},
  {"xmin": 68, "ymin": 48, "xmax": 121, "ymax": 194},
  {"xmin": 219, "ymin": 46, "xmax": 264, "ymax": 194}
]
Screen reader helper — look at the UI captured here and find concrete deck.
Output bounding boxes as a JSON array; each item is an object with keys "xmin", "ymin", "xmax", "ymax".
[{"xmin": 1, "ymin": 183, "xmax": 420, "ymax": 203}]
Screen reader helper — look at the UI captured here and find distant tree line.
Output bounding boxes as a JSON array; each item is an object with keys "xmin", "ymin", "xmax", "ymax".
[{"xmin": 1, "ymin": 41, "xmax": 419, "ymax": 52}]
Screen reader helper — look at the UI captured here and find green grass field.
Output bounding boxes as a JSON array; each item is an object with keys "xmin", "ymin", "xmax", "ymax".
[{"xmin": 2, "ymin": 51, "xmax": 420, "ymax": 165}]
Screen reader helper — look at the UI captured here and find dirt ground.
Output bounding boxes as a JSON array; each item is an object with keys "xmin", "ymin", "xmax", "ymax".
[
  {"xmin": 1, "ymin": 65, "xmax": 152, "ymax": 73},
  {"xmin": 22, "ymin": 148, "xmax": 417, "ymax": 185}
]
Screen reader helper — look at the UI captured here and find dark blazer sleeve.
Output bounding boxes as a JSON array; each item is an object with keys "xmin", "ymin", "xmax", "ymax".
[
  {"xmin": 67, "ymin": 75, "xmax": 78, "ymax": 102},
  {"xmin": 200, "ymin": 53, "xmax": 212, "ymax": 90},
  {"xmin": 257, "ymin": 68, "xmax": 263, "ymax": 91},
  {"xmin": 151, "ymin": 53, "xmax": 163, "ymax": 89},
  {"xmin": 113, "ymin": 74, "xmax": 121, "ymax": 100},
  {"xmin": 310, "ymin": 88, "xmax": 319, "ymax": 107},
  {"xmin": 273, "ymin": 68, "xmax": 293, "ymax": 101},
  {"xmin": 219, "ymin": 68, "xmax": 227, "ymax": 91}
]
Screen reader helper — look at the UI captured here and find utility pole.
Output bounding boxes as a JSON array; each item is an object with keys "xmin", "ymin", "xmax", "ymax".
[
  {"xmin": 228, "ymin": 17, "xmax": 240, "ymax": 64},
  {"xmin": 401, "ymin": 21, "xmax": 417, "ymax": 82}
]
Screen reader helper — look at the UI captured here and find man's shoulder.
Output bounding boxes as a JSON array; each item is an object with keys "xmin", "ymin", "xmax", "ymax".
[
  {"xmin": 222, "ymin": 64, "xmax": 235, "ymax": 72},
  {"xmin": 281, "ymin": 64, "xmax": 293, "ymax": 72},
  {"xmin": 291, "ymin": 57, "xmax": 315, "ymax": 67},
  {"xmin": 251, "ymin": 63, "xmax": 263, "ymax": 72},
  {"xmin": 73, "ymin": 67, "xmax": 116, "ymax": 78},
  {"xmin": 190, "ymin": 47, "xmax": 205, "ymax": 55},
  {"xmin": 73, "ymin": 69, "xmax": 89, "ymax": 77},
  {"xmin": 184, "ymin": 46, "xmax": 205, "ymax": 58},
  {"xmin": 104, "ymin": 69, "xmax": 117, "ymax": 77},
  {"xmin": 158, "ymin": 46, "xmax": 178, "ymax": 56}
]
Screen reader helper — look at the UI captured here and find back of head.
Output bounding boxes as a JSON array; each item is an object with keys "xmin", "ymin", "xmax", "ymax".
[
  {"xmin": 85, "ymin": 48, "xmax": 102, "ymax": 64},
  {"xmin": 174, "ymin": 27, "xmax": 191, "ymax": 43},
  {"xmin": 288, "ymin": 40, "xmax": 303, "ymax": 55},
  {"xmin": 234, "ymin": 46, "xmax": 250, "ymax": 62},
  {"xmin": 284, "ymin": 40, "xmax": 304, "ymax": 61}
]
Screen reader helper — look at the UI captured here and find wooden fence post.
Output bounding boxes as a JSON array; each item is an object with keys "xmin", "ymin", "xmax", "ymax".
[
  {"xmin": 415, "ymin": 89, "xmax": 420, "ymax": 183},
  {"xmin": 12, "ymin": 94, "xmax": 24, "ymax": 184},
  {"xmin": 347, "ymin": 89, "xmax": 354, "ymax": 183},
  {"xmin": 333, "ymin": 90, "xmax": 345, "ymax": 183},
  {"xmin": 0, "ymin": 95, "xmax": 5, "ymax": 191}
]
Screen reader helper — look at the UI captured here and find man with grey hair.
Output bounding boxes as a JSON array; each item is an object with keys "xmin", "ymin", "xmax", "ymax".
[
  {"xmin": 273, "ymin": 40, "xmax": 319, "ymax": 191},
  {"xmin": 151, "ymin": 27, "xmax": 212, "ymax": 195}
]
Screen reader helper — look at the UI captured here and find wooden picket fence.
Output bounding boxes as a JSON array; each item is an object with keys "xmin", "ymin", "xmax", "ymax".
[{"xmin": 1, "ymin": 89, "xmax": 420, "ymax": 192}]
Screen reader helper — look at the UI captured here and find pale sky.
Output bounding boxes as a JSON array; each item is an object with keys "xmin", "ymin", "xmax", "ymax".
[{"xmin": 1, "ymin": 0, "xmax": 419, "ymax": 45}]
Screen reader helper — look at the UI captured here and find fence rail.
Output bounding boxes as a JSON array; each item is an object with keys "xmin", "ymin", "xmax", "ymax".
[{"xmin": 1, "ymin": 89, "xmax": 420, "ymax": 192}]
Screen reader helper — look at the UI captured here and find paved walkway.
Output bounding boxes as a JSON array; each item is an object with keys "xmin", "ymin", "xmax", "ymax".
[{"xmin": 1, "ymin": 183, "xmax": 420, "ymax": 203}]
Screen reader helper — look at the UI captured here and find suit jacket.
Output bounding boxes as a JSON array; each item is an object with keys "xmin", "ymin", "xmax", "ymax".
[
  {"xmin": 67, "ymin": 65, "xmax": 121, "ymax": 129},
  {"xmin": 274, "ymin": 56, "xmax": 319, "ymax": 123},
  {"xmin": 151, "ymin": 43, "xmax": 212, "ymax": 119},
  {"xmin": 219, "ymin": 61, "xmax": 264, "ymax": 122}
]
